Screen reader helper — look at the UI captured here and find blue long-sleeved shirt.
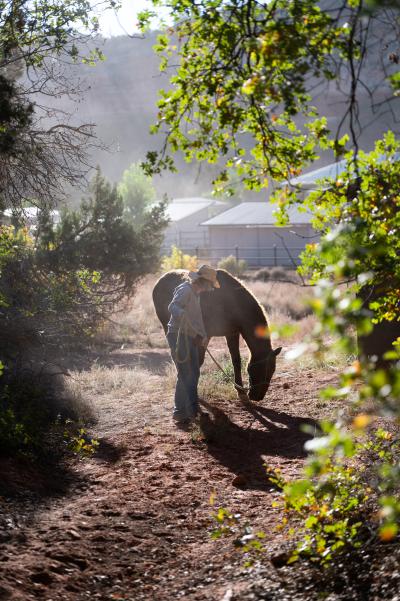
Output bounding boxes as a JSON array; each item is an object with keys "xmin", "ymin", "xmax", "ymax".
[{"xmin": 167, "ymin": 282, "xmax": 207, "ymax": 338}]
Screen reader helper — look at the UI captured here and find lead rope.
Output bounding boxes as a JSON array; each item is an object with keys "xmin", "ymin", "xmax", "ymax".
[
  {"xmin": 175, "ymin": 315, "xmax": 191, "ymax": 364},
  {"xmin": 176, "ymin": 314, "xmax": 249, "ymax": 394},
  {"xmin": 205, "ymin": 347, "xmax": 249, "ymax": 394}
]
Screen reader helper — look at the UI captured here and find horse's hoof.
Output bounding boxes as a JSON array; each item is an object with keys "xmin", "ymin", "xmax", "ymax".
[{"xmin": 238, "ymin": 392, "xmax": 250, "ymax": 404}]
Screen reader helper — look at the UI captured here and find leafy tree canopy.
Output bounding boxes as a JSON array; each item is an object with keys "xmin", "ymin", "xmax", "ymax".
[
  {"xmin": 0, "ymin": 0, "xmax": 117, "ymax": 211},
  {"xmin": 140, "ymin": 0, "xmax": 400, "ymax": 553},
  {"xmin": 0, "ymin": 0, "xmax": 116, "ymax": 68},
  {"xmin": 141, "ymin": 0, "xmax": 400, "ymax": 192},
  {"xmin": 118, "ymin": 162, "xmax": 158, "ymax": 228}
]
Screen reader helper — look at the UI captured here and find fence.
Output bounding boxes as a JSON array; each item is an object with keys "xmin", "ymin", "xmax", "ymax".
[
  {"xmin": 163, "ymin": 229, "xmax": 210, "ymax": 251},
  {"xmin": 160, "ymin": 245, "xmax": 306, "ymax": 268}
]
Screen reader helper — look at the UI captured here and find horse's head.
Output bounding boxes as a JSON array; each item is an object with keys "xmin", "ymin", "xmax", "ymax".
[{"xmin": 247, "ymin": 347, "xmax": 282, "ymax": 401}]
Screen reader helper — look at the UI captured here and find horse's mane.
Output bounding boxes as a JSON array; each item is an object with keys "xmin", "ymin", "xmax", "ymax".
[{"xmin": 216, "ymin": 269, "xmax": 268, "ymax": 325}]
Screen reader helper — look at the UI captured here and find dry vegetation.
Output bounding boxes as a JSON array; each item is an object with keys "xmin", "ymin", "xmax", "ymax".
[
  {"xmin": 99, "ymin": 275, "xmax": 168, "ymax": 349},
  {"xmin": 69, "ymin": 273, "xmax": 347, "ymax": 437},
  {"xmin": 99, "ymin": 272, "xmax": 316, "ymax": 348},
  {"xmin": 1, "ymin": 272, "xmax": 362, "ymax": 601}
]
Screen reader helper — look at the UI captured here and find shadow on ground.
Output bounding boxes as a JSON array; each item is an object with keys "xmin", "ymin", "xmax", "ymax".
[
  {"xmin": 59, "ymin": 347, "xmax": 171, "ymax": 375},
  {"xmin": 199, "ymin": 399, "xmax": 319, "ymax": 491},
  {"xmin": 94, "ymin": 437, "xmax": 127, "ymax": 464},
  {"xmin": 0, "ymin": 454, "xmax": 85, "ymax": 512}
]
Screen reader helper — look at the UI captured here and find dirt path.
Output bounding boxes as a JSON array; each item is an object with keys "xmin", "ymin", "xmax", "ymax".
[{"xmin": 0, "ymin": 345, "xmax": 363, "ymax": 601}]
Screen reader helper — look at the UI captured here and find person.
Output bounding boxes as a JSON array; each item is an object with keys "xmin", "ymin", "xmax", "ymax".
[{"xmin": 166, "ymin": 264, "xmax": 220, "ymax": 425}]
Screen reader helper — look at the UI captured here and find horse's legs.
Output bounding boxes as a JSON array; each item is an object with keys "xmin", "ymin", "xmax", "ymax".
[{"xmin": 226, "ymin": 333, "xmax": 247, "ymax": 399}]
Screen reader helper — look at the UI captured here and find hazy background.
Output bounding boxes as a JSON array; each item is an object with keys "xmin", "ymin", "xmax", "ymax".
[{"xmin": 55, "ymin": 2, "xmax": 398, "ymax": 202}]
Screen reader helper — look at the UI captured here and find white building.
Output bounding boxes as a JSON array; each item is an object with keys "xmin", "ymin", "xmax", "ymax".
[
  {"xmin": 162, "ymin": 197, "xmax": 226, "ymax": 254},
  {"xmin": 201, "ymin": 202, "xmax": 315, "ymax": 267}
]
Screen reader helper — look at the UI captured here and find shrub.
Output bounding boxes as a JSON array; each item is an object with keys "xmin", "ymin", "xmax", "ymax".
[
  {"xmin": 0, "ymin": 366, "xmax": 95, "ymax": 457},
  {"xmin": 0, "ymin": 169, "xmax": 168, "ymax": 457},
  {"xmin": 218, "ymin": 255, "xmax": 247, "ymax": 277},
  {"xmin": 275, "ymin": 424, "xmax": 400, "ymax": 565},
  {"xmin": 254, "ymin": 267, "xmax": 271, "ymax": 281},
  {"xmin": 161, "ymin": 246, "xmax": 197, "ymax": 271}
]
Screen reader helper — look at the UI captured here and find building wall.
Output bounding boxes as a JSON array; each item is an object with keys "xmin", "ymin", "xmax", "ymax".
[
  {"xmin": 205, "ymin": 225, "xmax": 316, "ymax": 267},
  {"xmin": 162, "ymin": 207, "xmax": 211, "ymax": 253}
]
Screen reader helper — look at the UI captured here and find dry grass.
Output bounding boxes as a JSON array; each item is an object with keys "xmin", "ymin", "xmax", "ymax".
[
  {"xmin": 247, "ymin": 279, "xmax": 314, "ymax": 319},
  {"xmin": 98, "ymin": 274, "xmax": 317, "ymax": 351},
  {"xmin": 244, "ymin": 279, "xmax": 316, "ymax": 347},
  {"xmin": 73, "ymin": 272, "xmax": 347, "ymax": 428},
  {"xmin": 96, "ymin": 275, "xmax": 167, "ymax": 349},
  {"xmin": 69, "ymin": 362, "xmax": 176, "ymax": 434}
]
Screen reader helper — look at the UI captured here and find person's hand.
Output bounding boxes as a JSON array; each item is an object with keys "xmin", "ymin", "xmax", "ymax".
[{"xmin": 195, "ymin": 335, "xmax": 208, "ymax": 348}]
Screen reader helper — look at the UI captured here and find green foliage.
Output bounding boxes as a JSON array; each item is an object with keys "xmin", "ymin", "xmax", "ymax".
[
  {"xmin": 48, "ymin": 169, "xmax": 167, "ymax": 280},
  {"xmin": 0, "ymin": 74, "xmax": 33, "ymax": 164},
  {"xmin": 118, "ymin": 162, "xmax": 158, "ymax": 228},
  {"xmin": 34, "ymin": 169, "xmax": 168, "ymax": 337},
  {"xmin": 161, "ymin": 246, "xmax": 197, "ymax": 270},
  {"xmin": 281, "ymin": 135, "xmax": 400, "ymax": 552},
  {"xmin": 0, "ymin": 0, "xmax": 110, "ymax": 69},
  {"xmin": 142, "ymin": 0, "xmax": 351, "ymax": 189},
  {"xmin": 0, "ymin": 369, "xmax": 63, "ymax": 456},
  {"xmin": 298, "ymin": 133, "xmax": 400, "ymax": 305},
  {"xmin": 151, "ymin": 0, "xmax": 400, "ymax": 566},
  {"xmin": 210, "ymin": 504, "xmax": 266, "ymax": 566},
  {"xmin": 217, "ymin": 255, "xmax": 247, "ymax": 277},
  {"xmin": 64, "ymin": 423, "xmax": 99, "ymax": 458},
  {"xmin": 0, "ymin": 396, "xmax": 31, "ymax": 454},
  {"xmin": 277, "ymin": 426, "xmax": 400, "ymax": 564},
  {"xmin": 0, "ymin": 380, "xmax": 98, "ymax": 459}
]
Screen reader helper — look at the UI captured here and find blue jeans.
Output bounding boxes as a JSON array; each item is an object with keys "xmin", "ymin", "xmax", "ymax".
[{"xmin": 167, "ymin": 331, "xmax": 200, "ymax": 421}]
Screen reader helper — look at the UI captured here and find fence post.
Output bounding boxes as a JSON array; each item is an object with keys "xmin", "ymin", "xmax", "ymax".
[
  {"xmin": 273, "ymin": 244, "xmax": 277, "ymax": 267},
  {"xmin": 235, "ymin": 246, "xmax": 239, "ymax": 265}
]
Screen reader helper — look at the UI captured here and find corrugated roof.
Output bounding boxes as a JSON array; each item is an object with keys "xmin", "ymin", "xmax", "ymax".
[
  {"xmin": 3, "ymin": 207, "xmax": 61, "ymax": 224},
  {"xmin": 290, "ymin": 152, "xmax": 400, "ymax": 189},
  {"xmin": 290, "ymin": 160, "xmax": 347, "ymax": 189},
  {"xmin": 201, "ymin": 202, "xmax": 311, "ymax": 226},
  {"xmin": 172, "ymin": 197, "xmax": 214, "ymax": 203},
  {"xmin": 166, "ymin": 199, "xmax": 214, "ymax": 222}
]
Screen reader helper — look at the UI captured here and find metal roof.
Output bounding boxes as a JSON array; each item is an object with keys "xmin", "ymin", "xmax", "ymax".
[
  {"xmin": 3, "ymin": 207, "xmax": 61, "ymax": 224},
  {"xmin": 201, "ymin": 202, "xmax": 311, "ymax": 226},
  {"xmin": 290, "ymin": 160, "xmax": 347, "ymax": 189},
  {"xmin": 172, "ymin": 197, "xmax": 215, "ymax": 203},
  {"xmin": 165, "ymin": 198, "xmax": 215, "ymax": 222},
  {"xmin": 290, "ymin": 152, "xmax": 400, "ymax": 189}
]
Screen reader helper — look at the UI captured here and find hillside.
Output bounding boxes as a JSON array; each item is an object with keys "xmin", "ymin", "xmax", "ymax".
[
  {"xmin": 57, "ymin": 32, "xmax": 398, "ymax": 201},
  {"xmin": 57, "ymin": 33, "xmax": 221, "ymax": 201}
]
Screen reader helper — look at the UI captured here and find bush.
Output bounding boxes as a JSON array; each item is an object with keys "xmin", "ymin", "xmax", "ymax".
[
  {"xmin": 0, "ymin": 366, "xmax": 94, "ymax": 457},
  {"xmin": 254, "ymin": 267, "xmax": 271, "ymax": 281},
  {"xmin": 161, "ymin": 246, "xmax": 197, "ymax": 271},
  {"xmin": 31, "ymin": 170, "xmax": 168, "ymax": 344},
  {"xmin": 218, "ymin": 255, "xmax": 247, "ymax": 277},
  {"xmin": 0, "ymin": 169, "xmax": 168, "ymax": 457}
]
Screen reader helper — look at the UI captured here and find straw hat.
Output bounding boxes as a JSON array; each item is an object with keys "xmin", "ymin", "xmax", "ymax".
[{"xmin": 189, "ymin": 264, "xmax": 220, "ymax": 288}]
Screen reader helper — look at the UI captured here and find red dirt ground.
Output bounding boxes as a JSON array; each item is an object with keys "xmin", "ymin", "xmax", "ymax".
[{"xmin": 0, "ymin": 345, "xmax": 398, "ymax": 601}]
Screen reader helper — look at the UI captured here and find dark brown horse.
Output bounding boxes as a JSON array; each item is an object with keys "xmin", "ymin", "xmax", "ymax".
[{"xmin": 152, "ymin": 269, "xmax": 282, "ymax": 401}]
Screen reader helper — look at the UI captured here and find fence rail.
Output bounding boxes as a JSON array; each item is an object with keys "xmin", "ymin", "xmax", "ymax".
[{"xmin": 160, "ymin": 245, "xmax": 305, "ymax": 268}]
